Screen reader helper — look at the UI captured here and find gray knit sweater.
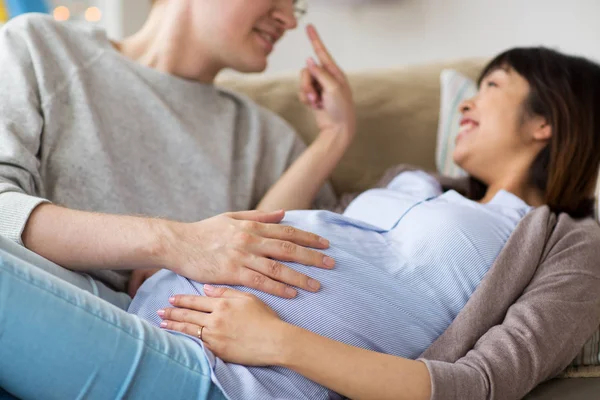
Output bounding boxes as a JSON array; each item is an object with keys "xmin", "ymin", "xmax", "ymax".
[{"xmin": 0, "ymin": 14, "xmax": 336, "ymax": 291}]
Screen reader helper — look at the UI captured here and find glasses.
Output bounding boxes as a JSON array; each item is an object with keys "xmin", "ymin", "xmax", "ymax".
[{"xmin": 293, "ymin": 0, "xmax": 308, "ymax": 19}]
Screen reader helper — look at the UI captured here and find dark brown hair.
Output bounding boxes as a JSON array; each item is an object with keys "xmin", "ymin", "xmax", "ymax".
[{"xmin": 468, "ymin": 47, "xmax": 600, "ymax": 218}]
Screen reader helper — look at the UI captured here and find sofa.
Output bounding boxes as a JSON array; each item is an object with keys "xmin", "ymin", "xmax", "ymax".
[{"xmin": 218, "ymin": 59, "xmax": 600, "ymax": 399}]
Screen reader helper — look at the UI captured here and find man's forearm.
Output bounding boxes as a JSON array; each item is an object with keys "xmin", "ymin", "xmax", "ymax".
[{"xmin": 22, "ymin": 203, "xmax": 174, "ymax": 271}]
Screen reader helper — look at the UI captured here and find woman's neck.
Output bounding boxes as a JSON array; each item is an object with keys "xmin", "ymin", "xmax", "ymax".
[
  {"xmin": 115, "ymin": 3, "xmax": 222, "ymax": 83},
  {"xmin": 480, "ymin": 172, "xmax": 545, "ymax": 207}
]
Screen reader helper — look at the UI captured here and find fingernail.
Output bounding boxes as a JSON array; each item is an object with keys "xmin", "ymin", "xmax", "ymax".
[
  {"xmin": 204, "ymin": 284, "xmax": 215, "ymax": 292},
  {"xmin": 285, "ymin": 287, "xmax": 297, "ymax": 297},
  {"xmin": 168, "ymin": 297, "xmax": 175, "ymax": 304},
  {"xmin": 157, "ymin": 309, "xmax": 165, "ymax": 317},
  {"xmin": 160, "ymin": 321, "xmax": 168, "ymax": 328},
  {"xmin": 319, "ymin": 237, "xmax": 330, "ymax": 247},
  {"xmin": 308, "ymin": 278, "xmax": 321, "ymax": 291},
  {"xmin": 323, "ymin": 256, "xmax": 335, "ymax": 268}
]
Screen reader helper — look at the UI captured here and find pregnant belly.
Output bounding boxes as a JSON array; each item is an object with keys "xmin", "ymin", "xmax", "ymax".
[
  {"xmin": 128, "ymin": 210, "xmax": 493, "ymax": 400},
  {"xmin": 131, "ymin": 211, "xmax": 458, "ymax": 359}
]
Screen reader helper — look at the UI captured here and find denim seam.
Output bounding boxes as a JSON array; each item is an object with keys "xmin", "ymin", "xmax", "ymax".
[{"xmin": 2, "ymin": 263, "xmax": 211, "ymax": 378}]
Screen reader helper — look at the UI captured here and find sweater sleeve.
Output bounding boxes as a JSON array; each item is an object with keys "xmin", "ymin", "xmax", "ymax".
[
  {"xmin": 420, "ymin": 218, "xmax": 600, "ymax": 400},
  {"xmin": 0, "ymin": 19, "xmax": 50, "ymax": 245}
]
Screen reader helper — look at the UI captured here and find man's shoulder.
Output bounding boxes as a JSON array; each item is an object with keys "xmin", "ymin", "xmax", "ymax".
[
  {"xmin": 216, "ymin": 84, "xmax": 299, "ymax": 144},
  {"xmin": 1, "ymin": 13, "xmax": 108, "ymax": 64}
]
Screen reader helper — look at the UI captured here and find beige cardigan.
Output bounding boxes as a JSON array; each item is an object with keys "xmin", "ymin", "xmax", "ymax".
[{"xmin": 336, "ymin": 167, "xmax": 600, "ymax": 399}]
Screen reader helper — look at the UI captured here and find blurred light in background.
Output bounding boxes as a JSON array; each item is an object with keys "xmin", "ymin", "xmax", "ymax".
[
  {"xmin": 52, "ymin": 4, "xmax": 68, "ymax": 20},
  {"xmin": 84, "ymin": 5, "xmax": 100, "ymax": 22},
  {"xmin": 1, "ymin": 0, "xmax": 103, "ymax": 24}
]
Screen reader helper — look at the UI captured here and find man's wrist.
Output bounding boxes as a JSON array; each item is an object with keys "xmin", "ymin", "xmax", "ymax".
[
  {"xmin": 145, "ymin": 218, "xmax": 180, "ymax": 270},
  {"xmin": 314, "ymin": 127, "xmax": 354, "ymax": 152}
]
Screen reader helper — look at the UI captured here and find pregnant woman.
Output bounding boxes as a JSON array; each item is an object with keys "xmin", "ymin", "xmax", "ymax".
[{"xmin": 134, "ymin": 45, "xmax": 600, "ymax": 399}]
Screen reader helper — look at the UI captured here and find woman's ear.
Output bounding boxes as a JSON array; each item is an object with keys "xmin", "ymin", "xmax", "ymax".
[{"xmin": 532, "ymin": 119, "xmax": 552, "ymax": 141}]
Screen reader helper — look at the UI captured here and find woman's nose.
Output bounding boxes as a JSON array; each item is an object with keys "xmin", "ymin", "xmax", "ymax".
[{"xmin": 459, "ymin": 97, "xmax": 475, "ymax": 113}]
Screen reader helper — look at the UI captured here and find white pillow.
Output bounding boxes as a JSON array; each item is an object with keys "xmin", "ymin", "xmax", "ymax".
[{"xmin": 436, "ymin": 70, "xmax": 477, "ymax": 178}]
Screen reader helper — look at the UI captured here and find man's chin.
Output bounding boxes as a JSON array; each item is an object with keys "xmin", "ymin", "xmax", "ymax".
[{"xmin": 234, "ymin": 58, "xmax": 268, "ymax": 74}]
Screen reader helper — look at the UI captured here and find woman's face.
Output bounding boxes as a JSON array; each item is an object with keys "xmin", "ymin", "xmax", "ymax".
[
  {"xmin": 453, "ymin": 67, "xmax": 549, "ymax": 184},
  {"xmin": 189, "ymin": 0, "xmax": 298, "ymax": 73}
]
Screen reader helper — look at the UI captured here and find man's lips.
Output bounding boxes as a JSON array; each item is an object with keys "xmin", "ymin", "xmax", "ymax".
[
  {"xmin": 253, "ymin": 28, "xmax": 282, "ymax": 53},
  {"xmin": 254, "ymin": 31, "xmax": 274, "ymax": 53}
]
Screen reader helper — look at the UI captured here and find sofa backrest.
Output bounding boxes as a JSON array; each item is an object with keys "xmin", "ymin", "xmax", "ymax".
[{"xmin": 219, "ymin": 58, "xmax": 486, "ymax": 195}]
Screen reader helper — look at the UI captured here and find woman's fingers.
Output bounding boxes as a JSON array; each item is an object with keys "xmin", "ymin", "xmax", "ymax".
[
  {"xmin": 158, "ymin": 306, "xmax": 210, "ymax": 328},
  {"xmin": 168, "ymin": 294, "xmax": 218, "ymax": 312},
  {"xmin": 160, "ymin": 320, "xmax": 208, "ymax": 341}
]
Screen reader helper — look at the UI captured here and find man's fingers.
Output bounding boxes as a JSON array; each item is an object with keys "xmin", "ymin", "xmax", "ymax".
[
  {"xmin": 255, "ymin": 222, "xmax": 330, "ymax": 249},
  {"xmin": 203, "ymin": 285, "xmax": 251, "ymax": 299},
  {"xmin": 306, "ymin": 24, "xmax": 335, "ymax": 66},
  {"xmin": 256, "ymin": 238, "xmax": 335, "ymax": 270},
  {"xmin": 229, "ymin": 209, "xmax": 285, "ymax": 223},
  {"xmin": 300, "ymin": 68, "xmax": 319, "ymax": 107},
  {"xmin": 237, "ymin": 268, "xmax": 298, "ymax": 298},
  {"xmin": 306, "ymin": 24, "xmax": 345, "ymax": 81},
  {"xmin": 307, "ymin": 57, "xmax": 337, "ymax": 92},
  {"xmin": 244, "ymin": 255, "xmax": 321, "ymax": 294}
]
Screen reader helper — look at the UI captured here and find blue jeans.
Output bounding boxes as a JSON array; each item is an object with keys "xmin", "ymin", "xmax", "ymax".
[{"xmin": 0, "ymin": 237, "xmax": 227, "ymax": 400}]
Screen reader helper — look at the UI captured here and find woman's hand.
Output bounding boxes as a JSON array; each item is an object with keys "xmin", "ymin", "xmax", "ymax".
[
  {"xmin": 160, "ymin": 210, "xmax": 334, "ymax": 298},
  {"xmin": 159, "ymin": 285, "xmax": 286, "ymax": 366},
  {"xmin": 299, "ymin": 25, "xmax": 356, "ymax": 145}
]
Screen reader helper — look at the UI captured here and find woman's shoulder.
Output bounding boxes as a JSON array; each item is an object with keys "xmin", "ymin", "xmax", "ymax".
[
  {"xmin": 552, "ymin": 211, "xmax": 600, "ymax": 248},
  {"xmin": 522, "ymin": 207, "xmax": 600, "ymax": 272}
]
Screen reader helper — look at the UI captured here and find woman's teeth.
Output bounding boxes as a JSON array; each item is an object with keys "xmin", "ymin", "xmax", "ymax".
[{"xmin": 459, "ymin": 122, "xmax": 477, "ymax": 133}]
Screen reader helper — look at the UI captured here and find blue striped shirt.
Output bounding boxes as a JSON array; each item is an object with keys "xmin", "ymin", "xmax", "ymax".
[{"xmin": 128, "ymin": 171, "xmax": 532, "ymax": 399}]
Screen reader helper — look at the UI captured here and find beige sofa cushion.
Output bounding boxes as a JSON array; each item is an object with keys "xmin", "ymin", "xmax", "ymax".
[{"xmin": 218, "ymin": 58, "xmax": 486, "ymax": 195}]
